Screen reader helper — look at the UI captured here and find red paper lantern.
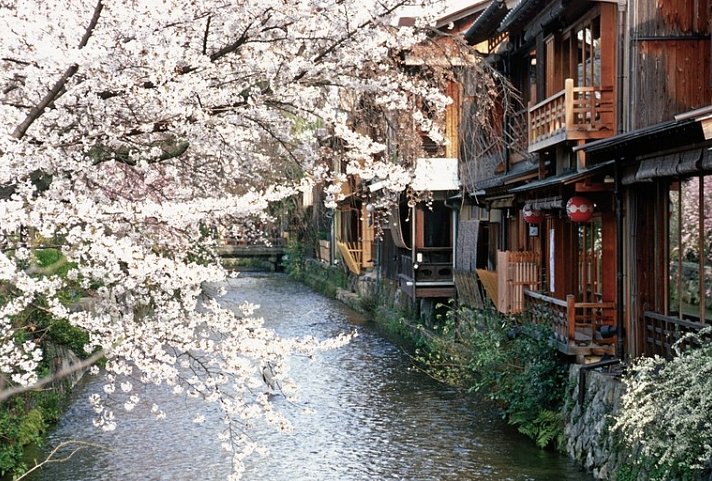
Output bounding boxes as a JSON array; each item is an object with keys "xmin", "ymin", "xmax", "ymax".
[
  {"xmin": 522, "ymin": 204, "xmax": 544, "ymax": 224},
  {"xmin": 566, "ymin": 196, "xmax": 594, "ymax": 222}
]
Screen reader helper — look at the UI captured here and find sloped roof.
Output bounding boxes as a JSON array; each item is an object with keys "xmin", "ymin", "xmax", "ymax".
[
  {"xmin": 498, "ymin": 0, "xmax": 546, "ymax": 32},
  {"xmin": 508, "ymin": 160, "xmax": 614, "ymax": 193},
  {"xmin": 436, "ymin": 0, "xmax": 490, "ymax": 28},
  {"xmin": 464, "ymin": 0, "xmax": 509, "ymax": 45},
  {"xmin": 576, "ymin": 119, "xmax": 702, "ymax": 163}
]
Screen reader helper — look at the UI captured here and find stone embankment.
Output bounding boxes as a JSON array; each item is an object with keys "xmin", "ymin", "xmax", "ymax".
[{"xmin": 565, "ymin": 366, "xmax": 626, "ymax": 480}]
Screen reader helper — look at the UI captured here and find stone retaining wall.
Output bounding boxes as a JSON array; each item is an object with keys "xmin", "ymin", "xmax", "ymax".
[
  {"xmin": 302, "ymin": 259, "xmax": 411, "ymax": 314},
  {"xmin": 565, "ymin": 365, "xmax": 626, "ymax": 480}
]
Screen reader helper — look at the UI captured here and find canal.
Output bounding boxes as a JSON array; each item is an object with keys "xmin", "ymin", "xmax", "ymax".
[{"xmin": 27, "ymin": 274, "xmax": 592, "ymax": 481}]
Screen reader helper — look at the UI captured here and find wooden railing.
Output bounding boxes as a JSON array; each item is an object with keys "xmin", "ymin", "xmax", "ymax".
[
  {"xmin": 642, "ymin": 310, "xmax": 706, "ymax": 359},
  {"xmin": 401, "ymin": 251, "xmax": 453, "ymax": 283},
  {"xmin": 528, "ymin": 78, "xmax": 614, "ymax": 153},
  {"xmin": 400, "ymin": 254, "xmax": 414, "ymax": 280},
  {"xmin": 525, "ymin": 289, "xmax": 615, "ymax": 356}
]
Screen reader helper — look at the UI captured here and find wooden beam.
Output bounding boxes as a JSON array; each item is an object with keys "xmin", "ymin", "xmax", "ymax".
[{"xmin": 700, "ymin": 116, "xmax": 712, "ymax": 140}]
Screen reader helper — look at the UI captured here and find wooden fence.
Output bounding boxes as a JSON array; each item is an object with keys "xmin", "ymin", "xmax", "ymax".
[
  {"xmin": 476, "ymin": 251, "xmax": 540, "ymax": 314},
  {"xmin": 642, "ymin": 310, "xmax": 706, "ymax": 359},
  {"xmin": 336, "ymin": 241, "xmax": 363, "ymax": 275}
]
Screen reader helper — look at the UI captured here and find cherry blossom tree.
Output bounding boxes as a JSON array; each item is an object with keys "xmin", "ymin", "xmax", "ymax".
[{"xmin": 0, "ymin": 0, "xmax": 470, "ymax": 477}]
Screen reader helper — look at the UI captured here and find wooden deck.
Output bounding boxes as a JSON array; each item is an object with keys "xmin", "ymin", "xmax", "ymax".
[{"xmin": 525, "ymin": 289, "xmax": 616, "ymax": 360}]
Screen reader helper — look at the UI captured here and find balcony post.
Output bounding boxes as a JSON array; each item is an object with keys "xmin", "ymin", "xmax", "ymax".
[
  {"xmin": 564, "ymin": 78, "xmax": 574, "ymax": 131},
  {"xmin": 527, "ymin": 100, "xmax": 533, "ymax": 148},
  {"xmin": 566, "ymin": 294, "xmax": 576, "ymax": 344}
]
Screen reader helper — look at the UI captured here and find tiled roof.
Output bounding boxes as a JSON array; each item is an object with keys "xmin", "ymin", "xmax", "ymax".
[{"xmin": 463, "ymin": 0, "xmax": 509, "ymax": 45}]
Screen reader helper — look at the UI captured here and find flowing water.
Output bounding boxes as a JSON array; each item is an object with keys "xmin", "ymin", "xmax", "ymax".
[{"xmin": 26, "ymin": 274, "xmax": 592, "ymax": 481}]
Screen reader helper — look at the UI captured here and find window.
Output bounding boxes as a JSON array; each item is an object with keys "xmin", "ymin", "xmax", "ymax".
[
  {"xmin": 668, "ymin": 175, "xmax": 712, "ymax": 322},
  {"xmin": 423, "ymin": 201, "xmax": 451, "ymax": 248},
  {"xmin": 563, "ymin": 14, "xmax": 601, "ymax": 88},
  {"xmin": 578, "ymin": 218, "xmax": 603, "ymax": 302}
]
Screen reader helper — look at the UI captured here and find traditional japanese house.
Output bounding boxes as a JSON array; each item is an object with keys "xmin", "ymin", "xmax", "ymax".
[
  {"xmin": 333, "ymin": 177, "xmax": 376, "ymax": 276},
  {"xmin": 329, "ymin": 103, "xmax": 377, "ymax": 276},
  {"xmin": 390, "ymin": 158, "xmax": 460, "ymax": 302},
  {"xmin": 459, "ymin": 0, "xmax": 711, "ymax": 361},
  {"xmin": 330, "ymin": 7, "xmax": 477, "ymax": 291},
  {"xmin": 375, "ymin": 8, "xmax": 493, "ymax": 309},
  {"xmin": 579, "ymin": 123, "xmax": 712, "ymax": 360},
  {"xmin": 387, "ymin": 49, "xmax": 465, "ymax": 305}
]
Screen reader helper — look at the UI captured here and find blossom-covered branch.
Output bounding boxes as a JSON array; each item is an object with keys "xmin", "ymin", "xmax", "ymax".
[{"xmin": 0, "ymin": 0, "xmax": 505, "ymax": 477}]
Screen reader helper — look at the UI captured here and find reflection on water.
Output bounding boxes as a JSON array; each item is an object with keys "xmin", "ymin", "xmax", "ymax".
[{"xmin": 27, "ymin": 274, "xmax": 592, "ymax": 481}]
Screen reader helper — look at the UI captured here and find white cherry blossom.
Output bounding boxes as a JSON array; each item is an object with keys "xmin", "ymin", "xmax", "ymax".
[{"xmin": 0, "ymin": 0, "xmax": 492, "ymax": 477}]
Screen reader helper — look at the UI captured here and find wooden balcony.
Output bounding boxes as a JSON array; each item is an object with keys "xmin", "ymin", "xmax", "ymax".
[
  {"xmin": 398, "ymin": 250, "xmax": 455, "ymax": 299},
  {"xmin": 528, "ymin": 79, "xmax": 614, "ymax": 153},
  {"xmin": 525, "ymin": 289, "xmax": 616, "ymax": 361}
]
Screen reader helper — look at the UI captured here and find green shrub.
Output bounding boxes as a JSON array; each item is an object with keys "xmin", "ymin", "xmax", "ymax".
[
  {"xmin": 284, "ymin": 240, "xmax": 305, "ymax": 280},
  {"xmin": 0, "ymin": 406, "xmax": 24, "ymax": 477},
  {"xmin": 0, "ymin": 391, "xmax": 63, "ymax": 478},
  {"xmin": 415, "ymin": 305, "xmax": 568, "ymax": 450},
  {"xmin": 0, "ymin": 246, "xmax": 90, "ymax": 477},
  {"xmin": 34, "ymin": 248, "xmax": 62, "ymax": 268}
]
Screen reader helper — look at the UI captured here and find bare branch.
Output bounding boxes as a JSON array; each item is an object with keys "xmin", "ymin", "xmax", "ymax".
[
  {"xmin": 15, "ymin": 440, "xmax": 111, "ymax": 481},
  {"xmin": 0, "ymin": 348, "xmax": 105, "ymax": 403},
  {"xmin": 202, "ymin": 15, "xmax": 211, "ymax": 55},
  {"xmin": 295, "ymin": 0, "xmax": 408, "ymax": 82}
]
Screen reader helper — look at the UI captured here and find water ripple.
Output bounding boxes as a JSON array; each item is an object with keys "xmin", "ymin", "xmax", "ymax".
[{"xmin": 27, "ymin": 274, "xmax": 591, "ymax": 481}]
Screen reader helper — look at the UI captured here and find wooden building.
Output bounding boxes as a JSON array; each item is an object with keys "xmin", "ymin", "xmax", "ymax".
[{"xmin": 459, "ymin": 0, "xmax": 712, "ymax": 361}]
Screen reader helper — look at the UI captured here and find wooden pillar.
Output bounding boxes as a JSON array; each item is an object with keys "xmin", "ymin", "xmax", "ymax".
[{"xmin": 602, "ymin": 211, "xmax": 616, "ymax": 303}]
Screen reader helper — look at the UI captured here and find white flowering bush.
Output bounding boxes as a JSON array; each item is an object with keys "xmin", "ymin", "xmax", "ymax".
[{"xmin": 614, "ymin": 327, "xmax": 712, "ymax": 481}]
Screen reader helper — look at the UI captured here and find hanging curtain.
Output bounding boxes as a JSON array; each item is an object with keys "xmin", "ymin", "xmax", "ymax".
[
  {"xmin": 389, "ymin": 206, "xmax": 410, "ymax": 250},
  {"xmin": 456, "ymin": 219, "xmax": 479, "ymax": 272}
]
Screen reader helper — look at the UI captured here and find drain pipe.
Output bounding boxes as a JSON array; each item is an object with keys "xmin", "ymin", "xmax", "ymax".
[
  {"xmin": 615, "ymin": 158, "xmax": 625, "ymax": 359},
  {"xmin": 578, "ymin": 358, "xmax": 622, "ymax": 405},
  {"xmin": 614, "ymin": 0, "xmax": 628, "ymax": 359}
]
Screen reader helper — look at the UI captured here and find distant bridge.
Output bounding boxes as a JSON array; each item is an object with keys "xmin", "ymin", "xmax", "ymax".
[{"xmin": 217, "ymin": 241, "xmax": 287, "ymax": 270}]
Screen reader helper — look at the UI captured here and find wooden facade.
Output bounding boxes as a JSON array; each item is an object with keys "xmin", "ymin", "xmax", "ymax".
[
  {"xmin": 395, "ymin": 195, "xmax": 458, "ymax": 301},
  {"xmin": 327, "ymin": 0, "xmax": 712, "ymax": 361},
  {"xmin": 459, "ymin": 0, "xmax": 712, "ymax": 361},
  {"xmin": 629, "ymin": 0, "xmax": 712, "ymax": 128}
]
